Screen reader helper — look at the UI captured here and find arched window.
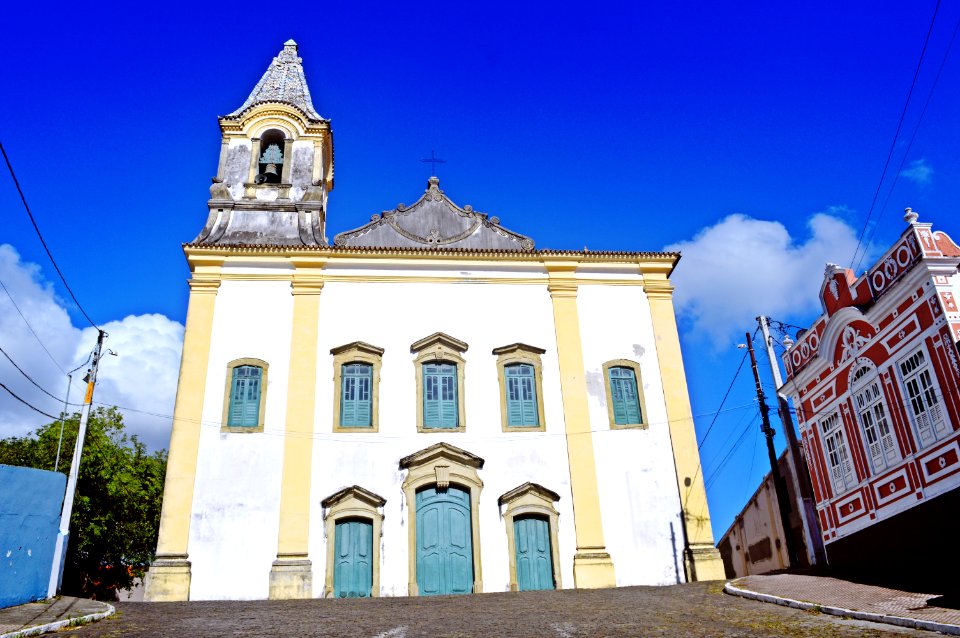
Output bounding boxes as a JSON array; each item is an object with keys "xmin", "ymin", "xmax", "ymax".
[
  {"xmin": 493, "ymin": 343, "xmax": 546, "ymax": 431},
  {"xmin": 331, "ymin": 342, "xmax": 383, "ymax": 432},
  {"xmin": 341, "ymin": 363, "xmax": 373, "ymax": 427},
  {"xmin": 222, "ymin": 358, "xmax": 269, "ymax": 431},
  {"xmin": 423, "ymin": 362, "xmax": 458, "ymax": 428},
  {"xmin": 505, "ymin": 364, "xmax": 539, "ymax": 427},
  {"xmin": 411, "ymin": 333, "xmax": 468, "ymax": 432},
  {"xmin": 602, "ymin": 360, "xmax": 646, "ymax": 428},
  {"xmin": 850, "ymin": 362, "xmax": 899, "ymax": 473},
  {"xmin": 255, "ymin": 129, "xmax": 286, "ymax": 184}
]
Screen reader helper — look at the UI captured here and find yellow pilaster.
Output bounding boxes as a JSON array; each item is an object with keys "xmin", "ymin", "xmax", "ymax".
[
  {"xmin": 643, "ymin": 270, "xmax": 725, "ymax": 581},
  {"xmin": 268, "ymin": 261, "xmax": 324, "ymax": 599},
  {"xmin": 144, "ymin": 258, "xmax": 223, "ymax": 602},
  {"xmin": 546, "ymin": 263, "xmax": 616, "ymax": 589}
]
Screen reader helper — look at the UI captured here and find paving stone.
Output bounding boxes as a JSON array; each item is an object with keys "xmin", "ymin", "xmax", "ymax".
[{"xmin": 58, "ymin": 582, "xmax": 928, "ymax": 637}]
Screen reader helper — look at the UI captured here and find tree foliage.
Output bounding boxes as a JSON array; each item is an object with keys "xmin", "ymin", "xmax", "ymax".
[{"xmin": 0, "ymin": 407, "xmax": 167, "ymax": 600}]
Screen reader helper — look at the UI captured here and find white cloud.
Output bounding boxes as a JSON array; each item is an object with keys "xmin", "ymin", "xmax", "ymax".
[
  {"xmin": 900, "ymin": 158, "xmax": 933, "ymax": 185},
  {"xmin": 0, "ymin": 244, "xmax": 183, "ymax": 450},
  {"xmin": 664, "ymin": 211, "xmax": 862, "ymax": 348}
]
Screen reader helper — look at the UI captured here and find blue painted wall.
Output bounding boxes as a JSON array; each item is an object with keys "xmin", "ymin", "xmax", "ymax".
[{"xmin": 0, "ymin": 464, "xmax": 65, "ymax": 608}]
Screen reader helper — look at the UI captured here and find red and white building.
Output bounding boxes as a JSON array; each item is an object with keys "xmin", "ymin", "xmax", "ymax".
[{"xmin": 779, "ymin": 210, "xmax": 960, "ymax": 579}]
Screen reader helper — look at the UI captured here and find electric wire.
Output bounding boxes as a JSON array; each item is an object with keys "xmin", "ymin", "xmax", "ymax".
[
  {"xmin": 850, "ymin": 0, "xmax": 942, "ymax": 271},
  {"xmin": 0, "ymin": 345, "xmax": 81, "ymax": 407},
  {"xmin": 0, "ymin": 382, "xmax": 59, "ymax": 420},
  {"xmin": 0, "ymin": 142, "xmax": 100, "ymax": 329},
  {"xmin": 0, "ymin": 277, "xmax": 67, "ymax": 375},
  {"xmin": 864, "ymin": 13, "xmax": 960, "ymax": 253}
]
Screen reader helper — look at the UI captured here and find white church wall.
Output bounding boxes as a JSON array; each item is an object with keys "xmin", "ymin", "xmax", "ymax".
[
  {"xmin": 307, "ymin": 274, "xmax": 578, "ymax": 595},
  {"xmin": 183, "ymin": 263, "xmax": 687, "ymax": 598},
  {"xmin": 577, "ymin": 284, "xmax": 688, "ymax": 586},
  {"xmin": 188, "ymin": 278, "xmax": 294, "ymax": 600}
]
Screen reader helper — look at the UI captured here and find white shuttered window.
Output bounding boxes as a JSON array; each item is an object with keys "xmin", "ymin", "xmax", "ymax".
[
  {"xmin": 820, "ymin": 412, "xmax": 857, "ymax": 495},
  {"xmin": 898, "ymin": 348, "xmax": 948, "ymax": 448}
]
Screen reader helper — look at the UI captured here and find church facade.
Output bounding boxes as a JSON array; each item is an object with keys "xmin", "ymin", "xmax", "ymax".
[{"xmin": 144, "ymin": 41, "xmax": 724, "ymax": 601}]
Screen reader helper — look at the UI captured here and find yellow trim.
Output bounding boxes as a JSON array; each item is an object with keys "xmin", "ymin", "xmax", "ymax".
[
  {"xmin": 494, "ymin": 344, "xmax": 547, "ymax": 432},
  {"xmin": 220, "ymin": 358, "xmax": 269, "ymax": 433},
  {"xmin": 499, "ymin": 484, "xmax": 562, "ymax": 591},
  {"xmin": 330, "ymin": 342, "xmax": 384, "ymax": 433},
  {"xmin": 411, "ymin": 333, "xmax": 468, "ymax": 433},
  {"xmin": 400, "ymin": 445, "xmax": 484, "ymax": 595},
  {"xmin": 184, "ymin": 245, "xmax": 679, "ymax": 270},
  {"xmin": 602, "ymin": 359, "xmax": 649, "ymax": 430},
  {"xmin": 270, "ymin": 269, "xmax": 324, "ymax": 599},
  {"xmin": 643, "ymin": 273, "xmax": 725, "ymax": 581},
  {"xmin": 145, "ymin": 263, "xmax": 223, "ymax": 602},
  {"xmin": 322, "ymin": 487, "xmax": 385, "ymax": 598},
  {"xmin": 545, "ymin": 264, "xmax": 616, "ymax": 589}
]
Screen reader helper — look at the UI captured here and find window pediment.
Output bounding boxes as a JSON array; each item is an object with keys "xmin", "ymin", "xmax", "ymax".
[
  {"xmin": 331, "ymin": 341, "xmax": 385, "ymax": 357},
  {"xmin": 320, "ymin": 485, "xmax": 386, "ymax": 510},
  {"xmin": 492, "ymin": 343, "xmax": 546, "ymax": 357},
  {"xmin": 399, "ymin": 442, "xmax": 484, "ymax": 471},
  {"xmin": 410, "ymin": 332, "xmax": 468, "ymax": 355},
  {"xmin": 498, "ymin": 482, "xmax": 561, "ymax": 507}
]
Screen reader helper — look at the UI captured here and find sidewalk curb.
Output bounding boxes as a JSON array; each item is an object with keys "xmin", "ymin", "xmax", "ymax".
[
  {"xmin": 724, "ymin": 581, "xmax": 960, "ymax": 636},
  {"xmin": 0, "ymin": 602, "xmax": 115, "ymax": 638}
]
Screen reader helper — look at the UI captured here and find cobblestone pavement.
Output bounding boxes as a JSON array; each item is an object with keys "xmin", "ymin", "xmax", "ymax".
[
  {"xmin": 739, "ymin": 574, "xmax": 960, "ymax": 627},
  {"xmin": 60, "ymin": 582, "xmax": 930, "ymax": 637}
]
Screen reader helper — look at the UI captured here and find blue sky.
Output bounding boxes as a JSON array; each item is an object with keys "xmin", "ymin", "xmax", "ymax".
[{"xmin": 2, "ymin": 1, "xmax": 959, "ymax": 543}]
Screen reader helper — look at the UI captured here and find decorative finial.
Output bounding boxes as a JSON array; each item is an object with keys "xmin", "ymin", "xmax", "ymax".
[
  {"xmin": 284, "ymin": 39, "xmax": 298, "ymax": 47},
  {"xmin": 904, "ymin": 207, "xmax": 919, "ymax": 224},
  {"xmin": 783, "ymin": 334, "xmax": 795, "ymax": 350},
  {"xmin": 823, "ymin": 262, "xmax": 843, "ymax": 277}
]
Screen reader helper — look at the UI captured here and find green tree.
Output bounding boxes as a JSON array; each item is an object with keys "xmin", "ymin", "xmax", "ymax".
[{"xmin": 0, "ymin": 407, "xmax": 167, "ymax": 600}]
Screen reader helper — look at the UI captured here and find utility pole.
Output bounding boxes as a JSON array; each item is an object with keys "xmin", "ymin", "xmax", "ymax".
[
  {"xmin": 48, "ymin": 330, "xmax": 107, "ymax": 597},
  {"xmin": 745, "ymin": 331, "xmax": 800, "ymax": 569},
  {"xmin": 758, "ymin": 316, "xmax": 827, "ymax": 566}
]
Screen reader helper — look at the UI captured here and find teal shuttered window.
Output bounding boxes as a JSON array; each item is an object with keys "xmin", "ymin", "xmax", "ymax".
[
  {"xmin": 340, "ymin": 363, "xmax": 373, "ymax": 427},
  {"xmin": 608, "ymin": 366, "xmax": 642, "ymax": 425},
  {"xmin": 423, "ymin": 363, "xmax": 458, "ymax": 428},
  {"xmin": 505, "ymin": 364, "xmax": 539, "ymax": 427},
  {"xmin": 228, "ymin": 365, "xmax": 262, "ymax": 427}
]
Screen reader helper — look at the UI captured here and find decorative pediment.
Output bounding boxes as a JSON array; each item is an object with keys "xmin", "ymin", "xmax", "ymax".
[
  {"xmin": 399, "ymin": 442, "xmax": 484, "ymax": 471},
  {"xmin": 410, "ymin": 332, "xmax": 468, "ymax": 355},
  {"xmin": 333, "ymin": 177, "xmax": 535, "ymax": 251},
  {"xmin": 320, "ymin": 485, "xmax": 386, "ymax": 509},
  {"xmin": 330, "ymin": 341, "xmax": 385, "ymax": 357},
  {"xmin": 497, "ymin": 482, "xmax": 560, "ymax": 507},
  {"xmin": 491, "ymin": 343, "xmax": 546, "ymax": 356}
]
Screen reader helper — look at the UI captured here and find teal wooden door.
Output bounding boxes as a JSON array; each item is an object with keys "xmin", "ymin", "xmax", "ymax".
[
  {"xmin": 416, "ymin": 486, "xmax": 473, "ymax": 595},
  {"xmin": 333, "ymin": 519, "xmax": 373, "ymax": 598},
  {"xmin": 514, "ymin": 516, "xmax": 554, "ymax": 591}
]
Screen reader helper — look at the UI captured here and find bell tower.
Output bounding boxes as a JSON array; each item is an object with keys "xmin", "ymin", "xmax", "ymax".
[{"xmin": 194, "ymin": 40, "xmax": 333, "ymax": 246}]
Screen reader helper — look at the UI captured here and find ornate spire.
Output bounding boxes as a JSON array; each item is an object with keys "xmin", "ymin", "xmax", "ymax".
[{"xmin": 226, "ymin": 40, "xmax": 325, "ymax": 122}]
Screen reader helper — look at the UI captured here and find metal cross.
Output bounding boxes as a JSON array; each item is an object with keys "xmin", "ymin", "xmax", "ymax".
[{"xmin": 420, "ymin": 150, "xmax": 446, "ymax": 176}]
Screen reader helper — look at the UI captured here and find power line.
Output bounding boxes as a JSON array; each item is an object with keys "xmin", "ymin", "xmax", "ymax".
[
  {"xmin": 697, "ymin": 350, "xmax": 750, "ymax": 451},
  {"xmin": 865, "ymin": 12, "xmax": 960, "ymax": 253},
  {"xmin": 0, "ymin": 345, "xmax": 80, "ymax": 407},
  {"xmin": 0, "ymin": 142, "xmax": 99, "ymax": 329},
  {"xmin": 0, "ymin": 277, "xmax": 67, "ymax": 375},
  {"xmin": 850, "ymin": 0, "xmax": 942, "ymax": 271},
  {"xmin": 0, "ymin": 381, "xmax": 59, "ymax": 420},
  {"xmin": 704, "ymin": 417, "xmax": 758, "ymax": 490}
]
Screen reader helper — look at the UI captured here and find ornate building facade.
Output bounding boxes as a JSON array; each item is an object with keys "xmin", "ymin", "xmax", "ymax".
[
  {"xmin": 143, "ymin": 41, "xmax": 724, "ymax": 601},
  {"xmin": 780, "ymin": 211, "xmax": 960, "ymax": 579}
]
